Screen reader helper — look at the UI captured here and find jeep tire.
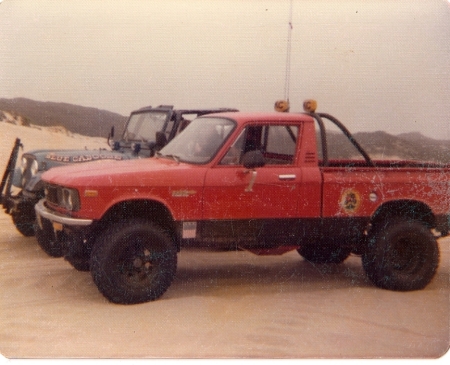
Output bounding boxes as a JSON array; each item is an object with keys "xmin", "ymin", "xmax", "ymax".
[
  {"xmin": 90, "ymin": 219, "xmax": 177, "ymax": 304},
  {"xmin": 12, "ymin": 210, "xmax": 35, "ymax": 237},
  {"xmin": 362, "ymin": 218, "xmax": 439, "ymax": 291}
]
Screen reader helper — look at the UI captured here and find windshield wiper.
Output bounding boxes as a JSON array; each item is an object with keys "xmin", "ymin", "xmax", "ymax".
[
  {"xmin": 166, "ymin": 154, "xmax": 180, "ymax": 163},
  {"xmin": 156, "ymin": 152, "xmax": 180, "ymax": 163}
]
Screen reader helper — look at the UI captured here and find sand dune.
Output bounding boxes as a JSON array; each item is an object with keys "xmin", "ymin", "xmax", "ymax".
[{"xmin": 1, "ymin": 121, "xmax": 107, "ymax": 156}]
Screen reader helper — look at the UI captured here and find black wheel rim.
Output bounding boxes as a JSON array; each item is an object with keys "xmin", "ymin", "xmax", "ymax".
[
  {"xmin": 112, "ymin": 233, "xmax": 164, "ymax": 288},
  {"xmin": 386, "ymin": 232, "xmax": 424, "ymax": 275}
]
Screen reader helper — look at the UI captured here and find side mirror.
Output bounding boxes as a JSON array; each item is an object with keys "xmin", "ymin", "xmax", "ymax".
[{"xmin": 242, "ymin": 150, "xmax": 265, "ymax": 169}]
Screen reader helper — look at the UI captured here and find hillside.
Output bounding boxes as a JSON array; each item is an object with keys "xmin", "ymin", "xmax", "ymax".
[
  {"xmin": 0, "ymin": 98, "xmax": 449, "ymax": 163},
  {"xmin": 0, "ymin": 98, "xmax": 127, "ymax": 138},
  {"xmin": 325, "ymin": 130, "xmax": 450, "ymax": 164}
]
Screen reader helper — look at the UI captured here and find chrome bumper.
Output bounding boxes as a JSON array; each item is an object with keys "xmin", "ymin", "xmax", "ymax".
[{"xmin": 35, "ymin": 199, "xmax": 93, "ymax": 227}]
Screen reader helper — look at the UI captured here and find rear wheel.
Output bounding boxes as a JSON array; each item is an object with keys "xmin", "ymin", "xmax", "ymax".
[
  {"xmin": 362, "ymin": 218, "xmax": 439, "ymax": 291},
  {"xmin": 90, "ymin": 219, "xmax": 177, "ymax": 304},
  {"xmin": 298, "ymin": 241, "xmax": 351, "ymax": 264}
]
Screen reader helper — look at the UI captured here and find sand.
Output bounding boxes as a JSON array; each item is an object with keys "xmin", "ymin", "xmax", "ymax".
[{"xmin": 0, "ymin": 121, "xmax": 448, "ymax": 359}]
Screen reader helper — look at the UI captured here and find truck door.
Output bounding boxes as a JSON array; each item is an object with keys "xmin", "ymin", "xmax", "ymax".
[{"xmin": 202, "ymin": 124, "xmax": 306, "ymax": 245}]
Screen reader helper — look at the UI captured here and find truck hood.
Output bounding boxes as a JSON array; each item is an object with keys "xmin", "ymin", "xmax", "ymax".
[{"xmin": 41, "ymin": 157, "xmax": 192, "ymax": 188}]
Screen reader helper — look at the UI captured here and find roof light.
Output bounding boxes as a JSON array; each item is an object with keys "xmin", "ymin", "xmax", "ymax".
[
  {"xmin": 303, "ymin": 99, "xmax": 317, "ymax": 113},
  {"xmin": 274, "ymin": 100, "xmax": 290, "ymax": 112}
]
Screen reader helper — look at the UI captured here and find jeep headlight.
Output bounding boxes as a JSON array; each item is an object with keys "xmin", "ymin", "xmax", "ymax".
[
  {"xmin": 20, "ymin": 156, "xmax": 39, "ymax": 187},
  {"xmin": 21, "ymin": 157, "xmax": 38, "ymax": 176},
  {"xmin": 20, "ymin": 157, "xmax": 27, "ymax": 173},
  {"xmin": 30, "ymin": 160, "xmax": 39, "ymax": 176}
]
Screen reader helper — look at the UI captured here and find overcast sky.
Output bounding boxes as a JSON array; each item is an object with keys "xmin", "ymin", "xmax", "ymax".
[{"xmin": 1, "ymin": 0, "xmax": 449, "ymax": 139}]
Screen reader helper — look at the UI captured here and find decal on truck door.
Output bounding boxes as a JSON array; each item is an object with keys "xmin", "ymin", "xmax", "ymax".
[{"xmin": 340, "ymin": 189, "xmax": 361, "ymax": 214}]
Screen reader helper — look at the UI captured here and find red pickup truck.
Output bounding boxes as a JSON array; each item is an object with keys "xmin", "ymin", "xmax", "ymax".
[{"xmin": 35, "ymin": 101, "xmax": 450, "ymax": 304}]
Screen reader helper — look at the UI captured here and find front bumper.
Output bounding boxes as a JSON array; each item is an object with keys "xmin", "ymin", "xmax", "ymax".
[
  {"xmin": 35, "ymin": 199, "xmax": 93, "ymax": 227},
  {"xmin": 35, "ymin": 199, "xmax": 95, "ymax": 262}
]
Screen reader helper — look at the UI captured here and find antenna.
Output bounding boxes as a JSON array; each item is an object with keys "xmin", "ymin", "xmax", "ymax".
[
  {"xmin": 284, "ymin": 0, "xmax": 293, "ymax": 103},
  {"xmin": 276, "ymin": 0, "xmax": 293, "ymax": 112}
]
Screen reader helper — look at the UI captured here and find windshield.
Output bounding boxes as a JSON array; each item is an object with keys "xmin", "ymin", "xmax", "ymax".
[
  {"xmin": 159, "ymin": 117, "xmax": 235, "ymax": 164},
  {"xmin": 122, "ymin": 111, "xmax": 169, "ymax": 142}
]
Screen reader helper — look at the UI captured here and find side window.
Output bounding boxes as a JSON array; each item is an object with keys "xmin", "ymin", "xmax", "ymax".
[
  {"xmin": 220, "ymin": 129, "xmax": 246, "ymax": 165},
  {"xmin": 266, "ymin": 125, "xmax": 298, "ymax": 156},
  {"xmin": 220, "ymin": 125, "xmax": 298, "ymax": 165},
  {"xmin": 265, "ymin": 126, "xmax": 298, "ymax": 164}
]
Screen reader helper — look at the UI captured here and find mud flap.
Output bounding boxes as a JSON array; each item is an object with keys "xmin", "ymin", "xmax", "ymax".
[{"xmin": 0, "ymin": 138, "xmax": 22, "ymax": 212}]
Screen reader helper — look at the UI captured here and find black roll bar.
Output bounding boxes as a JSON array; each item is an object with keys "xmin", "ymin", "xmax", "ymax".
[{"xmin": 307, "ymin": 112, "xmax": 375, "ymax": 167}]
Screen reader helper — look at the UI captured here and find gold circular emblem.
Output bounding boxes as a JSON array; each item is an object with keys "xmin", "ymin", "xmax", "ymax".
[{"xmin": 340, "ymin": 189, "xmax": 361, "ymax": 214}]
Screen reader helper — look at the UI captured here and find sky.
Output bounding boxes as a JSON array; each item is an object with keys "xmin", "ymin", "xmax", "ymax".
[{"xmin": 0, "ymin": 0, "xmax": 449, "ymax": 139}]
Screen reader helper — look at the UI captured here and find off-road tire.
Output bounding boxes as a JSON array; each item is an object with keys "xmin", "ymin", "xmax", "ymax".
[
  {"xmin": 12, "ymin": 210, "xmax": 35, "ymax": 237},
  {"xmin": 65, "ymin": 255, "xmax": 90, "ymax": 272},
  {"xmin": 34, "ymin": 218, "xmax": 64, "ymax": 257},
  {"xmin": 298, "ymin": 242, "xmax": 351, "ymax": 264},
  {"xmin": 90, "ymin": 219, "xmax": 177, "ymax": 304},
  {"xmin": 362, "ymin": 218, "xmax": 439, "ymax": 291}
]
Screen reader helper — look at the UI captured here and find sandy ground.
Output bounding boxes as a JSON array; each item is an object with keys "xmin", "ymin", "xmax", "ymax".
[{"xmin": 0, "ymin": 122, "xmax": 449, "ymax": 359}]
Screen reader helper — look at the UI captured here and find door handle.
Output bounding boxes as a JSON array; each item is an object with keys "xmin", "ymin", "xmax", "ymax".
[{"xmin": 278, "ymin": 174, "xmax": 296, "ymax": 181}]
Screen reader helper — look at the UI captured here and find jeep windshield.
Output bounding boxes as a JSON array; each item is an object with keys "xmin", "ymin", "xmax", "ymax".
[
  {"xmin": 158, "ymin": 117, "xmax": 235, "ymax": 164},
  {"xmin": 122, "ymin": 111, "xmax": 169, "ymax": 142}
]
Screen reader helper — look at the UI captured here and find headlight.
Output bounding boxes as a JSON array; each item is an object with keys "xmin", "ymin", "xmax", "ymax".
[
  {"xmin": 61, "ymin": 188, "xmax": 80, "ymax": 211},
  {"xmin": 30, "ymin": 160, "xmax": 39, "ymax": 176},
  {"xmin": 63, "ymin": 188, "xmax": 76, "ymax": 210},
  {"xmin": 49, "ymin": 185, "xmax": 80, "ymax": 211},
  {"xmin": 20, "ymin": 156, "xmax": 39, "ymax": 188},
  {"xmin": 20, "ymin": 157, "xmax": 27, "ymax": 173},
  {"xmin": 21, "ymin": 156, "xmax": 38, "ymax": 176}
]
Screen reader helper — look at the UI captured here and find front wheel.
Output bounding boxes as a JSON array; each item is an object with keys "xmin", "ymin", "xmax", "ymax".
[
  {"xmin": 362, "ymin": 218, "xmax": 439, "ymax": 291},
  {"xmin": 90, "ymin": 219, "xmax": 177, "ymax": 304}
]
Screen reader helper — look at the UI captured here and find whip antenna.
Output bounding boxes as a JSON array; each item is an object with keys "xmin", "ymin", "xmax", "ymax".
[
  {"xmin": 284, "ymin": 0, "xmax": 293, "ymax": 103},
  {"xmin": 275, "ymin": 0, "xmax": 293, "ymax": 113}
]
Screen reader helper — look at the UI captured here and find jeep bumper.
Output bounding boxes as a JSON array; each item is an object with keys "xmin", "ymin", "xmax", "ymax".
[{"xmin": 2, "ymin": 192, "xmax": 37, "ymax": 216}]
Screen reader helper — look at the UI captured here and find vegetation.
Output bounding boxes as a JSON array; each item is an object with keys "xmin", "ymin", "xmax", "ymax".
[{"xmin": 0, "ymin": 98, "xmax": 127, "ymax": 137}]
